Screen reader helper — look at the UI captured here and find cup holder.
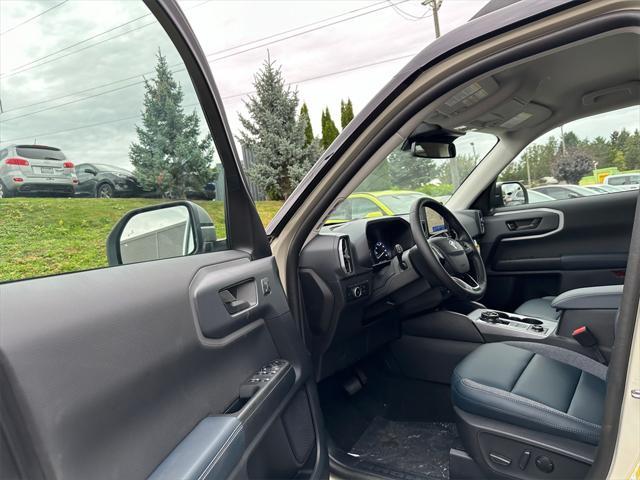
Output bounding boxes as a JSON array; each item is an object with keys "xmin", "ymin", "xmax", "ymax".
[
  {"xmin": 495, "ymin": 311, "xmax": 543, "ymax": 325},
  {"xmin": 518, "ymin": 317, "xmax": 543, "ymax": 325}
]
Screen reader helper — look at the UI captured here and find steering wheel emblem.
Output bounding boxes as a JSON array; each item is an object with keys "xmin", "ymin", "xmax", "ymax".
[{"xmin": 448, "ymin": 239, "xmax": 459, "ymax": 249}]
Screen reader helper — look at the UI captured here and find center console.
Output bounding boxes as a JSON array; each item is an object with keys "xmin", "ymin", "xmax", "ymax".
[{"xmin": 468, "ymin": 309, "xmax": 557, "ymax": 340}]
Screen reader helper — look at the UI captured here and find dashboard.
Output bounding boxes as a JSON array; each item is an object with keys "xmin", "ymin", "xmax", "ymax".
[
  {"xmin": 298, "ymin": 209, "xmax": 484, "ymax": 380},
  {"xmin": 366, "ymin": 218, "xmax": 414, "ymax": 267}
]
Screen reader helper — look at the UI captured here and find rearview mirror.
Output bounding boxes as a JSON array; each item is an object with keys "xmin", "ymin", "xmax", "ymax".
[
  {"xmin": 106, "ymin": 201, "xmax": 217, "ymax": 266},
  {"xmin": 494, "ymin": 181, "xmax": 528, "ymax": 207},
  {"xmin": 411, "ymin": 141, "xmax": 456, "ymax": 159}
]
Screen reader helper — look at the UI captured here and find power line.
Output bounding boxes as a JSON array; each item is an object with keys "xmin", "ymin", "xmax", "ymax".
[
  {"xmin": 0, "ymin": 52, "xmax": 415, "ymax": 143},
  {"xmin": 1, "ymin": 0, "xmax": 405, "ymax": 117},
  {"xmin": 203, "ymin": 0, "xmax": 407, "ymax": 62},
  {"xmin": 0, "ymin": 0, "xmax": 212, "ymax": 79},
  {"xmin": 0, "ymin": 0, "xmax": 394, "ymax": 80},
  {"xmin": 387, "ymin": 0, "xmax": 432, "ymax": 21},
  {"xmin": 0, "ymin": 0, "xmax": 69, "ymax": 36},
  {"xmin": 1, "ymin": 14, "xmax": 152, "ymax": 77},
  {"xmin": 221, "ymin": 53, "xmax": 416, "ymax": 101}
]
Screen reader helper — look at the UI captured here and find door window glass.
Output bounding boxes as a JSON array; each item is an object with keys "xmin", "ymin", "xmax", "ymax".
[
  {"xmin": 0, "ymin": 0, "xmax": 229, "ymax": 282},
  {"xmin": 498, "ymin": 105, "xmax": 640, "ymax": 206}
]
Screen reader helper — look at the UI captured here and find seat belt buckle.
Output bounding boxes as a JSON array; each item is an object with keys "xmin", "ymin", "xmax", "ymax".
[
  {"xmin": 572, "ymin": 326, "xmax": 597, "ymax": 347},
  {"xmin": 572, "ymin": 326, "xmax": 606, "ymax": 363}
]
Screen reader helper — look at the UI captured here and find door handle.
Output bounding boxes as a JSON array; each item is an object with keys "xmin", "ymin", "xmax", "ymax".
[
  {"xmin": 506, "ymin": 217, "xmax": 542, "ymax": 231},
  {"xmin": 220, "ymin": 289, "xmax": 251, "ymax": 314}
]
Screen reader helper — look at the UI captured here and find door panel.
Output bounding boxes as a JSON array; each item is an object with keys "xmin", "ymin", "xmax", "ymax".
[
  {"xmin": 0, "ymin": 0, "xmax": 327, "ymax": 477},
  {"xmin": 480, "ymin": 191, "xmax": 637, "ymax": 311},
  {"xmin": 0, "ymin": 251, "xmax": 323, "ymax": 479}
]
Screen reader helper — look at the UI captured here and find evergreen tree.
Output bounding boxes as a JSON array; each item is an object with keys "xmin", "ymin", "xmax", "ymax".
[
  {"xmin": 321, "ymin": 108, "xmax": 339, "ymax": 149},
  {"xmin": 238, "ymin": 57, "xmax": 311, "ymax": 200},
  {"xmin": 623, "ymin": 130, "xmax": 640, "ymax": 170},
  {"xmin": 340, "ymin": 99, "xmax": 354, "ymax": 129},
  {"xmin": 387, "ymin": 148, "xmax": 437, "ymax": 190},
  {"xmin": 130, "ymin": 51, "xmax": 214, "ymax": 199},
  {"xmin": 299, "ymin": 103, "xmax": 314, "ymax": 146}
]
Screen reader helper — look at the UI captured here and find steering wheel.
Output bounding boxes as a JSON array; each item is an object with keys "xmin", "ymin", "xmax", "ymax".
[{"xmin": 409, "ymin": 197, "xmax": 486, "ymax": 300}]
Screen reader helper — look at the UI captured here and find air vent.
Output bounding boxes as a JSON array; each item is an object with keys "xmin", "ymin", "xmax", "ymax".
[{"xmin": 338, "ymin": 236, "xmax": 353, "ymax": 274}]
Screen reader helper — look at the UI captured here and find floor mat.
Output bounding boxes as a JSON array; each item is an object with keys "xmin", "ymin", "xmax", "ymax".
[{"xmin": 350, "ymin": 417, "xmax": 463, "ymax": 480}]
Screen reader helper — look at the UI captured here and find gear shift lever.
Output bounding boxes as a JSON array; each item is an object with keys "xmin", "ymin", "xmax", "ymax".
[{"xmin": 480, "ymin": 310, "xmax": 501, "ymax": 323}]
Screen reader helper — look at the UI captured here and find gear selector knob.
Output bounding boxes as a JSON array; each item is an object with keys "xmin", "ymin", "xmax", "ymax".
[{"xmin": 480, "ymin": 311, "xmax": 500, "ymax": 323}]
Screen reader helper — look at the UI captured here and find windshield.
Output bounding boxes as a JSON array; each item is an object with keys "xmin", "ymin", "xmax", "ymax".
[
  {"xmin": 375, "ymin": 193, "xmax": 424, "ymax": 214},
  {"xmin": 570, "ymin": 185, "xmax": 598, "ymax": 195},
  {"xmin": 325, "ymin": 130, "xmax": 497, "ymax": 224},
  {"xmin": 93, "ymin": 164, "xmax": 132, "ymax": 174},
  {"xmin": 15, "ymin": 146, "xmax": 66, "ymax": 161}
]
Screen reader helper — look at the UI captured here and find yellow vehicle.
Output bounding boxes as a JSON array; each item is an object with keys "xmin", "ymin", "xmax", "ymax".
[{"xmin": 325, "ymin": 190, "xmax": 425, "ymax": 224}]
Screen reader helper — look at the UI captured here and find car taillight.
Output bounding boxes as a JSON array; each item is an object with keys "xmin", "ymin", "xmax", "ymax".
[
  {"xmin": 5, "ymin": 157, "xmax": 29, "ymax": 166},
  {"xmin": 63, "ymin": 162, "xmax": 74, "ymax": 168},
  {"xmin": 13, "ymin": 177, "xmax": 24, "ymax": 182}
]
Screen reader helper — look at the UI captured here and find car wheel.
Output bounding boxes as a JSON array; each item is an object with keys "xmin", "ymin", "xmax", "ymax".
[
  {"xmin": 0, "ymin": 182, "xmax": 12, "ymax": 198},
  {"xmin": 96, "ymin": 183, "xmax": 114, "ymax": 198}
]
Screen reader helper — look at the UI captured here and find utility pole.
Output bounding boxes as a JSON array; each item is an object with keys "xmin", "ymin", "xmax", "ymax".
[
  {"xmin": 422, "ymin": 0, "xmax": 443, "ymax": 38},
  {"xmin": 560, "ymin": 124, "xmax": 566, "ymax": 155}
]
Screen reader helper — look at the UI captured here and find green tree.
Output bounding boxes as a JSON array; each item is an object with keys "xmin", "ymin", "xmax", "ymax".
[
  {"xmin": 585, "ymin": 136, "xmax": 611, "ymax": 168},
  {"xmin": 238, "ymin": 57, "xmax": 311, "ymax": 200},
  {"xmin": 357, "ymin": 160, "xmax": 392, "ymax": 191},
  {"xmin": 623, "ymin": 129, "xmax": 640, "ymax": 170},
  {"xmin": 387, "ymin": 148, "xmax": 437, "ymax": 190},
  {"xmin": 552, "ymin": 147, "xmax": 595, "ymax": 184},
  {"xmin": 321, "ymin": 108, "xmax": 339, "ymax": 149},
  {"xmin": 340, "ymin": 99, "xmax": 354, "ymax": 129},
  {"xmin": 299, "ymin": 103, "xmax": 314, "ymax": 146},
  {"xmin": 130, "ymin": 50, "xmax": 214, "ymax": 198}
]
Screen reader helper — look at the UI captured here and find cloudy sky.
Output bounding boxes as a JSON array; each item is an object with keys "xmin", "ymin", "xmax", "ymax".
[
  {"xmin": 0, "ymin": 0, "xmax": 490, "ymax": 168},
  {"xmin": 0, "ymin": 0, "xmax": 638, "ymax": 171}
]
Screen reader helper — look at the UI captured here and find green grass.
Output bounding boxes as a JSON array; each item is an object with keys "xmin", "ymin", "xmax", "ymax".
[{"xmin": 0, "ymin": 198, "xmax": 283, "ymax": 283}]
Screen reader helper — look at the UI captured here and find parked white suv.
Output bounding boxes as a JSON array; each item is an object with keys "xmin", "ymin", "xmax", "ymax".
[
  {"xmin": 604, "ymin": 173, "xmax": 640, "ymax": 190},
  {"xmin": 0, "ymin": 144, "xmax": 77, "ymax": 198}
]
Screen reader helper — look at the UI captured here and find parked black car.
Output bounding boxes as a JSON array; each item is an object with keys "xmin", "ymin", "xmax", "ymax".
[
  {"xmin": 75, "ymin": 163, "xmax": 144, "ymax": 198},
  {"xmin": 185, "ymin": 182, "xmax": 216, "ymax": 200}
]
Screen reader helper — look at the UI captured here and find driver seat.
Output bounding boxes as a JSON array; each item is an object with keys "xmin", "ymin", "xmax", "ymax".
[{"xmin": 451, "ymin": 341, "xmax": 606, "ymax": 474}]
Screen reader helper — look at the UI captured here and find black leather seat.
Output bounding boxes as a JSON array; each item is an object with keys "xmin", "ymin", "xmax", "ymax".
[{"xmin": 451, "ymin": 341, "xmax": 607, "ymax": 445}]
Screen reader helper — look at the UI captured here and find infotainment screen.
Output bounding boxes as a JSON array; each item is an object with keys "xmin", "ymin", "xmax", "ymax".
[{"xmin": 424, "ymin": 207, "xmax": 447, "ymax": 235}]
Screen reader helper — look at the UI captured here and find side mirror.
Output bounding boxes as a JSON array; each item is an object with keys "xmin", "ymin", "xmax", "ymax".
[
  {"xmin": 411, "ymin": 141, "xmax": 456, "ymax": 159},
  {"xmin": 106, "ymin": 201, "xmax": 217, "ymax": 266},
  {"xmin": 494, "ymin": 181, "xmax": 528, "ymax": 207}
]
